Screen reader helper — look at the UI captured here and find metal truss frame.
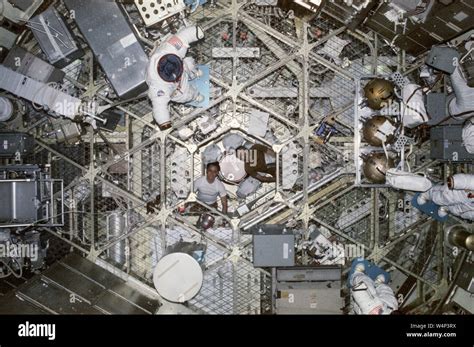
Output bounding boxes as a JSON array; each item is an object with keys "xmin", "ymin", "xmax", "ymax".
[{"xmin": 4, "ymin": 0, "xmax": 462, "ymax": 314}]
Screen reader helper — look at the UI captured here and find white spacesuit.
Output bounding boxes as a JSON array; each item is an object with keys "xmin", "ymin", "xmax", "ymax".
[
  {"xmin": 449, "ymin": 65, "xmax": 474, "ymax": 120},
  {"xmin": 418, "ymin": 174, "xmax": 474, "ymax": 220},
  {"xmin": 146, "ymin": 25, "xmax": 205, "ymax": 129},
  {"xmin": 351, "ymin": 271, "xmax": 399, "ymax": 315},
  {"xmin": 401, "ymin": 83, "xmax": 429, "ymax": 129}
]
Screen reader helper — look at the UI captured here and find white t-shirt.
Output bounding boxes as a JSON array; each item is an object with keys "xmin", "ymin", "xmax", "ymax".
[{"xmin": 194, "ymin": 176, "xmax": 227, "ymax": 204}]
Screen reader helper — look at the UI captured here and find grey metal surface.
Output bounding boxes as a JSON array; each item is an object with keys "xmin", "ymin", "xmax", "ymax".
[
  {"xmin": 0, "ymin": 27, "xmax": 18, "ymax": 50},
  {"xmin": 107, "ymin": 283, "xmax": 159, "ymax": 314},
  {"xmin": 0, "ymin": 65, "xmax": 81, "ymax": 119},
  {"xmin": 425, "ymin": 46, "xmax": 460, "ymax": 74},
  {"xmin": 3, "ymin": 46, "xmax": 65, "ymax": 83},
  {"xmin": 93, "ymin": 290, "xmax": 148, "ymax": 315},
  {"xmin": 0, "ymin": 253, "xmax": 160, "ymax": 314},
  {"xmin": 253, "ymin": 234, "xmax": 295, "ymax": 267},
  {"xmin": 456, "ymin": 261, "xmax": 473, "ymax": 293},
  {"xmin": 366, "ymin": 0, "xmax": 474, "ymax": 55},
  {"xmin": 42, "ymin": 263, "xmax": 106, "ymax": 302},
  {"xmin": 8, "ymin": 0, "xmax": 36, "ymax": 12},
  {"xmin": 274, "ymin": 265, "xmax": 342, "ymax": 314},
  {"xmin": 63, "ymin": 0, "xmax": 149, "ymax": 99},
  {"xmin": 451, "ymin": 286, "xmax": 474, "ymax": 314},
  {"xmin": 0, "ymin": 292, "xmax": 49, "ymax": 315},
  {"xmin": 430, "ymin": 125, "xmax": 474, "ymax": 161},
  {"xmin": 0, "ymin": 133, "xmax": 34, "ymax": 158},
  {"xmin": 60, "ymin": 253, "xmax": 124, "ymax": 288},
  {"xmin": 0, "ymin": 181, "xmax": 38, "ymax": 223},
  {"xmin": 426, "ymin": 93, "xmax": 448, "ymax": 125},
  {"xmin": 18, "ymin": 277, "xmax": 103, "ymax": 314},
  {"xmin": 31, "ymin": 6, "xmax": 84, "ymax": 68},
  {"xmin": 275, "ymin": 282, "xmax": 342, "ymax": 314},
  {"xmin": 60, "ymin": 254, "xmax": 160, "ymax": 314},
  {"xmin": 276, "ymin": 266, "xmax": 341, "ymax": 282}
]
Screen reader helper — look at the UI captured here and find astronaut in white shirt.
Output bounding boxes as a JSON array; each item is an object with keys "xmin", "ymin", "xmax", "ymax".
[{"xmin": 193, "ymin": 162, "xmax": 228, "ymax": 214}]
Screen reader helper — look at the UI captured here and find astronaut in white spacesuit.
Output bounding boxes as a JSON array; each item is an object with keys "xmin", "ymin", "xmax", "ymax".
[
  {"xmin": 350, "ymin": 259, "xmax": 399, "ymax": 315},
  {"xmin": 146, "ymin": 25, "xmax": 205, "ymax": 130},
  {"xmin": 417, "ymin": 173, "xmax": 474, "ymax": 221}
]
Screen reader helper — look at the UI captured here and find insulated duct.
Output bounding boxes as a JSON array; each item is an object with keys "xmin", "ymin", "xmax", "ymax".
[
  {"xmin": 448, "ymin": 174, "xmax": 474, "ymax": 191},
  {"xmin": 462, "ymin": 118, "xmax": 474, "ymax": 154},
  {"xmin": 449, "ymin": 66, "xmax": 474, "ymax": 120}
]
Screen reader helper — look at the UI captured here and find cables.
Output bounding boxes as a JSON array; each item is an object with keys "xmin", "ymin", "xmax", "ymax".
[
  {"xmin": 0, "ymin": 258, "xmax": 23, "ymax": 279},
  {"xmin": 381, "ymin": 139, "xmax": 389, "ymax": 161}
]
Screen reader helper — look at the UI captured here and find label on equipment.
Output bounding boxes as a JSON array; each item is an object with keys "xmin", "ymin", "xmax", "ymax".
[
  {"xmin": 375, "ymin": 120, "xmax": 396, "ymax": 141},
  {"xmin": 384, "ymin": 9, "xmax": 401, "ymax": 23},
  {"xmin": 283, "ymin": 243, "xmax": 289, "ymax": 259},
  {"xmin": 120, "ymin": 33, "xmax": 137, "ymax": 49},
  {"xmin": 3, "ymin": 140, "xmax": 8, "ymax": 150}
]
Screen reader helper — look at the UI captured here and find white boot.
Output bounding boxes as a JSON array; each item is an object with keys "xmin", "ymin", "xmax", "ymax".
[
  {"xmin": 194, "ymin": 93, "xmax": 205, "ymax": 103},
  {"xmin": 193, "ymin": 68, "xmax": 204, "ymax": 79},
  {"xmin": 417, "ymin": 192, "xmax": 429, "ymax": 205}
]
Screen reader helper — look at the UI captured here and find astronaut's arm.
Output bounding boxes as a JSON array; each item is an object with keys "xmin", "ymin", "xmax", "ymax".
[
  {"xmin": 176, "ymin": 25, "xmax": 204, "ymax": 46},
  {"xmin": 165, "ymin": 26, "xmax": 205, "ymax": 59}
]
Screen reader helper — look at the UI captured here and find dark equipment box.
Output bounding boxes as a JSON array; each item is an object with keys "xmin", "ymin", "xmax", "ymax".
[
  {"xmin": 430, "ymin": 125, "xmax": 474, "ymax": 162},
  {"xmin": 3, "ymin": 46, "xmax": 65, "ymax": 83},
  {"xmin": 30, "ymin": 7, "xmax": 84, "ymax": 68},
  {"xmin": 456, "ymin": 261, "xmax": 474, "ymax": 293},
  {"xmin": 365, "ymin": 0, "xmax": 474, "ymax": 55},
  {"xmin": 63, "ymin": 0, "xmax": 149, "ymax": 99},
  {"xmin": 0, "ymin": 133, "xmax": 35, "ymax": 158}
]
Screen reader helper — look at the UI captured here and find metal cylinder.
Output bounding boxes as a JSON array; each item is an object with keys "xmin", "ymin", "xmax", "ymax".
[
  {"xmin": 0, "ymin": 96, "xmax": 14, "ymax": 122},
  {"xmin": 106, "ymin": 212, "xmax": 127, "ymax": 265},
  {"xmin": 446, "ymin": 224, "xmax": 474, "ymax": 251}
]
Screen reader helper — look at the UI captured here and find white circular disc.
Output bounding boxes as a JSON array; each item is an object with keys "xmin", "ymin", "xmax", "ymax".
[
  {"xmin": 153, "ymin": 252, "xmax": 203, "ymax": 303},
  {"xmin": 219, "ymin": 153, "xmax": 246, "ymax": 183}
]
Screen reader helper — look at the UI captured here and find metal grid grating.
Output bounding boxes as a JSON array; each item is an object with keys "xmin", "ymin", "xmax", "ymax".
[{"xmin": 0, "ymin": 0, "xmax": 459, "ymax": 315}]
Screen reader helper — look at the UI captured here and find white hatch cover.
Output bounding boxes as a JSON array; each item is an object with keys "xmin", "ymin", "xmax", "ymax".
[{"xmin": 153, "ymin": 252, "xmax": 203, "ymax": 303}]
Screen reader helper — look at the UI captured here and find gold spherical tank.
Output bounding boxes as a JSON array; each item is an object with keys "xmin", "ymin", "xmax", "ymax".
[
  {"xmin": 362, "ymin": 116, "xmax": 396, "ymax": 147},
  {"xmin": 362, "ymin": 152, "xmax": 395, "ymax": 184},
  {"xmin": 447, "ymin": 225, "xmax": 474, "ymax": 251},
  {"xmin": 363, "ymin": 78, "xmax": 395, "ymax": 110}
]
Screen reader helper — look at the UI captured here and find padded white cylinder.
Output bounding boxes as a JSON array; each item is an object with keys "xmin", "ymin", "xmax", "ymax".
[
  {"xmin": 449, "ymin": 174, "xmax": 474, "ymax": 191},
  {"xmin": 462, "ymin": 118, "xmax": 474, "ymax": 154},
  {"xmin": 385, "ymin": 169, "xmax": 432, "ymax": 192}
]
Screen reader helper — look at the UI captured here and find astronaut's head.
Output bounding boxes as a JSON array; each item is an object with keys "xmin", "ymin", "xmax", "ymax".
[{"xmin": 157, "ymin": 54, "xmax": 184, "ymax": 82}]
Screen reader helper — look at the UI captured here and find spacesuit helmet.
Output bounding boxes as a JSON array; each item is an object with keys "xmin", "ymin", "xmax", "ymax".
[{"xmin": 158, "ymin": 54, "xmax": 184, "ymax": 82}]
